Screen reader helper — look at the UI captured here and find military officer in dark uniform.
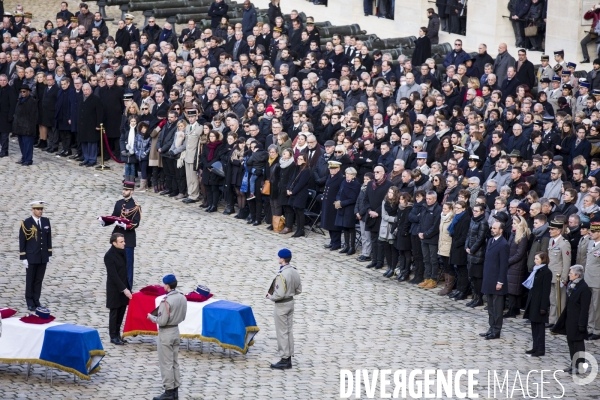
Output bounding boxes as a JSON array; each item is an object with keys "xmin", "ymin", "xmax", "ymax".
[
  {"xmin": 269, "ymin": 27, "xmax": 283, "ymax": 65},
  {"xmin": 19, "ymin": 201, "xmax": 52, "ymax": 311},
  {"xmin": 99, "ymin": 181, "xmax": 141, "ymax": 289},
  {"xmin": 305, "ymin": 18, "xmax": 320, "ymax": 47},
  {"xmin": 321, "ymin": 161, "xmax": 345, "ymax": 250}
]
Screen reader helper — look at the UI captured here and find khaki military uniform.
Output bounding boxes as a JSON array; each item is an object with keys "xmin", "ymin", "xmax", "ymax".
[
  {"xmin": 548, "ymin": 235, "xmax": 570, "ymax": 324},
  {"xmin": 269, "ymin": 264, "xmax": 302, "ymax": 358},
  {"xmin": 149, "ymin": 290, "xmax": 188, "ymax": 391},
  {"xmin": 575, "ymin": 94, "xmax": 590, "ymax": 116},
  {"xmin": 537, "ymin": 65, "xmax": 554, "ymax": 92},
  {"xmin": 585, "ymin": 240, "xmax": 600, "ymax": 335},
  {"xmin": 183, "ymin": 122, "xmax": 203, "ymax": 200},
  {"xmin": 578, "ymin": 234, "xmax": 591, "ymax": 267},
  {"xmin": 548, "ymin": 87, "xmax": 563, "ymax": 114}
]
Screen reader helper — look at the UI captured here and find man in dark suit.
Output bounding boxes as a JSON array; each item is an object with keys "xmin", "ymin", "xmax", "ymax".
[
  {"xmin": 208, "ymin": 0, "xmax": 229, "ymax": 29},
  {"xmin": 179, "ymin": 20, "xmax": 201, "ymax": 44},
  {"xmin": 480, "ymin": 220, "xmax": 509, "ymax": 339},
  {"xmin": 501, "ymin": 66, "xmax": 521, "ymax": 99},
  {"xmin": 77, "ymin": 83, "xmax": 103, "ymax": 167},
  {"xmin": 19, "ymin": 201, "xmax": 53, "ymax": 311},
  {"xmin": 0, "ymin": 74, "xmax": 16, "ymax": 157},
  {"xmin": 552, "ymin": 265, "xmax": 593, "ymax": 374},
  {"xmin": 515, "ymin": 49, "xmax": 535, "ymax": 91},
  {"xmin": 104, "ymin": 233, "xmax": 133, "ymax": 345},
  {"xmin": 41, "ymin": 74, "xmax": 60, "ymax": 152},
  {"xmin": 321, "ymin": 161, "xmax": 345, "ymax": 249},
  {"xmin": 231, "ymin": 30, "xmax": 249, "ymax": 62}
]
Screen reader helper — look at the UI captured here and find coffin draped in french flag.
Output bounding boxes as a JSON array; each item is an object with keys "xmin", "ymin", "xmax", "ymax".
[
  {"xmin": 0, "ymin": 313, "xmax": 105, "ymax": 380},
  {"xmin": 122, "ymin": 290, "xmax": 259, "ymax": 354}
]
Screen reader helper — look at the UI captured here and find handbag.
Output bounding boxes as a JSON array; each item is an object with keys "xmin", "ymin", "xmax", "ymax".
[
  {"xmin": 261, "ymin": 180, "xmax": 271, "ymax": 195},
  {"xmin": 524, "ymin": 24, "xmax": 538, "ymax": 37},
  {"xmin": 272, "ymin": 215, "xmax": 286, "ymax": 232}
]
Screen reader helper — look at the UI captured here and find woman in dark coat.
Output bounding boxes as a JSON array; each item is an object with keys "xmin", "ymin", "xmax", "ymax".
[
  {"xmin": 265, "ymin": 145, "xmax": 281, "ymax": 230},
  {"xmin": 230, "ymin": 138, "xmax": 247, "ymax": 218},
  {"xmin": 278, "ymin": 148, "xmax": 297, "ymax": 234},
  {"xmin": 334, "ymin": 167, "xmax": 361, "ymax": 255},
  {"xmin": 104, "ymin": 234, "xmax": 131, "ymax": 344},
  {"xmin": 448, "ymin": 201, "xmax": 471, "ymax": 300},
  {"xmin": 394, "ymin": 192, "xmax": 414, "ymax": 281},
  {"xmin": 287, "ymin": 154, "xmax": 311, "ymax": 237},
  {"xmin": 115, "ymin": 21, "xmax": 131, "ymax": 52},
  {"xmin": 200, "ymin": 130, "xmax": 227, "ymax": 212},
  {"xmin": 464, "ymin": 203, "xmax": 489, "ymax": 307},
  {"xmin": 505, "ymin": 215, "xmax": 530, "ymax": 317},
  {"xmin": 523, "ymin": 251, "xmax": 552, "ymax": 357},
  {"xmin": 412, "ymin": 27, "xmax": 432, "ymax": 67},
  {"xmin": 246, "ymin": 142, "xmax": 270, "ymax": 225}
]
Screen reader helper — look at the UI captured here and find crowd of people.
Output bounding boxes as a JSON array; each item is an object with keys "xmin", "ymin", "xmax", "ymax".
[{"xmin": 0, "ymin": 0, "xmax": 599, "ymax": 372}]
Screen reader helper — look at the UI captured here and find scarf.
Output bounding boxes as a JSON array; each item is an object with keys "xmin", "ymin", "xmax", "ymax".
[
  {"xmin": 384, "ymin": 201, "xmax": 398, "ymax": 217},
  {"xmin": 360, "ymin": 183, "xmax": 368, "ymax": 193},
  {"xmin": 567, "ymin": 277, "xmax": 582, "ymax": 297},
  {"xmin": 532, "ymin": 223, "xmax": 548, "ymax": 237},
  {"xmin": 159, "ymin": 29, "xmax": 172, "ymax": 43},
  {"xmin": 279, "ymin": 157, "xmax": 295, "ymax": 169},
  {"xmin": 206, "ymin": 140, "xmax": 222, "ymax": 161},
  {"xmin": 268, "ymin": 155, "xmax": 277, "ymax": 166},
  {"xmin": 371, "ymin": 173, "xmax": 388, "ymax": 189},
  {"xmin": 399, "ymin": 201, "xmax": 413, "ymax": 211},
  {"xmin": 294, "ymin": 142, "xmax": 308, "ymax": 153},
  {"xmin": 127, "ymin": 125, "xmax": 136, "ymax": 154},
  {"xmin": 231, "ymin": 147, "xmax": 245, "ymax": 161},
  {"xmin": 468, "ymin": 139, "xmax": 480, "ymax": 155},
  {"xmin": 523, "ymin": 264, "xmax": 545, "ymax": 290},
  {"xmin": 390, "ymin": 169, "xmax": 403, "ymax": 180},
  {"xmin": 442, "ymin": 184, "xmax": 455, "ymax": 204},
  {"xmin": 582, "ymin": 204, "xmax": 598, "ymax": 215},
  {"xmin": 448, "ymin": 211, "xmax": 464, "ymax": 236}
]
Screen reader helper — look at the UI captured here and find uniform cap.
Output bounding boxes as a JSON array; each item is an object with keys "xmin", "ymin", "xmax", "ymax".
[
  {"xmin": 540, "ymin": 55, "xmax": 549, "ymax": 61},
  {"xmin": 567, "ymin": 62, "xmax": 576, "ymax": 68},
  {"xmin": 468, "ymin": 155, "xmax": 479, "ymax": 161},
  {"xmin": 35, "ymin": 307, "xmax": 51, "ymax": 319},
  {"xmin": 123, "ymin": 181, "xmax": 135, "ymax": 190},
  {"xmin": 417, "ymin": 152, "xmax": 428, "ymax": 159},
  {"xmin": 328, "ymin": 160, "xmax": 342, "ymax": 169},
  {"xmin": 453, "ymin": 145, "xmax": 467, "ymax": 153},
  {"xmin": 141, "ymin": 85, "xmax": 152, "ymax": 92},
  {"xmin": 539, "ymin": 77, "xmax": 551, "ymax": 83},
  {"xmin": 124, "ymin": 13, "xmax": 134, "ymax": 20},
  {"xmin": 580, "ymin": 81, "xmax": 591, "ymax": 89},
  {"xmin": 549, "ymin": 219, "xmax": 564, "ymax": 229},
  {"xmin": 551, "ymin": 76, "xmax": 561, "ymax": 82},
  {"xmin": 29, "ymin": 200, "xmax": 46, "ymax": 208},
  {"xmin": 194, "ymin": 285, "xmax": 210, "ymax": 296},
  {"xmin": 553, "ymin": 50, "xmax": 564, "ymax": 56}
]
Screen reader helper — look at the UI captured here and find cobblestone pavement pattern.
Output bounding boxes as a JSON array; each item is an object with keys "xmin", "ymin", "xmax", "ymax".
[{"xmin": 0, "ymin": 1, "xmax": 598, "ymax": 399}]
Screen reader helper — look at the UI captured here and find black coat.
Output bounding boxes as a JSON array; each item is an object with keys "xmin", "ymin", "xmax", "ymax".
[
  {"xmin": 449, "ymin": 211, "xmax": 470, "ymax": 265},
  {"xmin": 552, "ymin": 279, "xmax": 592, "ymax": 341},
  {"xmin": 98, "ymin": 85, "xmax": 124, "ymax": 138},
  {"xmin": 19, "ymin": 216, "xmax": 52, "ymax": 264},
  {"xmin": 334, "ymin": 179, "xmax": 361, "ymax": 229},
  {"xmin": 13, "ymin": 95, "xmax": 38, "ymax": 136},
  {"xmin": 321, "ymin": 172, "xmax": 345, "ymax": 231},
  {"xmin": 288, "ymin": 167, "xmax": 311, "ymax": 209},
  {"xmin": 106, "ymin": 197, "xmax": 141, "ymax": 248},
  {"xmin": 208, "ymin": 1, "xmax": 229, "ymax": 29},
  {"xmin": 523, "ymin": 264, "xmax": 552, "ymax": 323},
  {"xmin": 201, "ymin": 141, "xmax": 228, "ymax": 185},
  {"xmin": 465, "ymin": 214, "xmax": 488, "ymax": 268},
  {"xmin": 515, "ymin": 59, "xmax": 535, "ymax": 90},
  {"xmin": 77, "ymin": 94, "xmax": 103, "ymax": 143},
  {"xmin": 412, "ymin": 36, "xmax": 432, "ymax": 67},
  {"xmin": 0, "ymin": 83, "xmax": 16, "ymax": 132},
  {"xmin": 115, "ymin": 27, "xmax": 131, "ymax": 52},
  {"xmin": 54, "ymin": 86, "xmax": 76, "ymax": 131},
  {"xmin": 419, "ymin": 202, "xmax": 442, "ymax": 244},
  {"xmin": 482, "ymin": 236, "xmax": 510, "ymax": 295},
  {"xmin": 394, "ymin": 205, "xmax": 413, "ymax": 251},
  {"xmin": 361, "ymin": 180, "xmax": 394, "ymax": 233},
  {"xmin": 278, "ymin": 162, "xmax": 296, "ymax": 206},
  {"xmin": 104, "ymin": 245, "xmax": 130, "ymax": 309},
  {"xmin": 507, "ymin": 231, "xmax": 529, "ymax": 295},
  {"xmin": 40, "ymin": 84, "xmax": 59, "ymax": 127}
]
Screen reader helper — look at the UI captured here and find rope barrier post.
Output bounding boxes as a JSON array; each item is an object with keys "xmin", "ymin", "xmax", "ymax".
[{"xmin": 96, "ymin": 124, "xmax": 111, "ymax": 171}]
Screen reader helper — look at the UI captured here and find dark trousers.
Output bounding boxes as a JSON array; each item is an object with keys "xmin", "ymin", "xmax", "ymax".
[
  {"xmin": 283, "ymin": 205, "xmax": 295, "ymax": 228},
  {"xmin": 568, "ymin": 340, "xmax": 586, "ymax": 368},
  {"xmin": 370, "ymin": 234, "xmax": 384, "ymax": 265},
  {"xmin": 329, "ymin": 230, "xmax": 342, "ymax": 248},
  {"xmin": 109, "ymin": 305, "xmax": 127, "ymax": 339},
  {"xmin": 382, "ymin": 240, "xmax": 398, "ymax": 269},
  {"xmin": 46, "ymin": 126, "xmax": 59, "ymax": 149},
  {"xmin": 511, "ymin": 20, "xmax": 524, "ymax": 46},
  {"xmin": 125, "ymin": 247, "xmax": 135, "ymax": 289},
  {"xmin": 455, "ymin": 264, "xmax": 469, "ymax": 292},
  {"xmin": 207, "ymin": 184, "xmax": 220, "ymax": 207},
  {"xmin": 25, "ymin": 262, "xmax": 47, "ymax": 308},
  {"xmin": 175, "ymin": 164, "xmax": 187, "ymax": 194},
  {"xmin": 139, "ymin": 160, "xmax": 149, "ymax": 179},
  {"xmin": 248, "ymin": 180, "xmax": 263, "ymax": 221},
  {"xmin": 59, "ymin": 129, "xmax": 72, "ymax": 151},
  {"xmin": 82, "ymin": 141, "xmax": 98, "ymax": 164},
  {"xmin": 398, "ymin": 250, "xmax": 411, "ymax": 272},
  {"xmin": 421, "ymin": 242, "xmax": 439, "ymax": 279},
  {"xmin": 0, "ymin": 130, "xmax": 9, "ymax": 155},
  {"xmin": 18, "ymin": 135, "xmax": 34, "ymax": 164},
  {"xmin": 162, "ymin": 157, "xmax": 177, "ymax": 193},
  {"xmin": 363, "ymin": 0, "xmax": 372, "ymax": 15},
  {"xmin": 507, "ymin": 294, "xmax": 520, "ymax": 316},
  {"xmin": 530, "ymin": 321, "xmax": 546, "ymax": 353},
  {"xmin": 294, "ymin": 206, "xmax": 305, "ymax": 233},
  {"xmin": 441, "ymin": 255, "xmax": 453, "ymax": 275},
  {"xmin": 151, "ymin": 166, "xmax": 164, "ymax": 186},
  {"xmin": 487, "ymin": 294, "xmax": 505, "ymax": 335},
  {"xmin": 410, "ymin": 235, "xmax": 424, "ymax": 278},
  {"xmin": 581, "ymin": 32, "xmax": 596, "ymax": 60}
]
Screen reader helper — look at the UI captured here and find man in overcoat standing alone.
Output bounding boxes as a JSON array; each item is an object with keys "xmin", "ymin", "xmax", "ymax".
[
  {"xmin": 77, "ymin": 83, "xmax": 103, "ymax": 167},
  {"xmin": 104, "ymin": 233, "xmax": 132, "ymax": 345},
  {"xmin": 321, "ymin": 161, "xmax": 344, "ymax": 250},
  {"xmin": 13, "ymin": 85, "xmax": 38, "ymax": 166},
  {"xmin": 480, "ymin": 220, "xmax": 509, "ymax": 340}
]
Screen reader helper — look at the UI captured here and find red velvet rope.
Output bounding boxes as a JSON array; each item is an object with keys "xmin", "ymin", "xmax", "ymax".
[{"xmin": 101, "ymin": 130, "xmax": 124, "ymax": 164}]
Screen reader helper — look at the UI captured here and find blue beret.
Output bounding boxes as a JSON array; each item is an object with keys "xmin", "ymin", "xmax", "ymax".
[
  {"xmin": 580, "ymin": 82, "xmax": 591, "ymax": 89},
  {"xmin": 278, "ymin": 248, "xmax": 292, "ymax": 259},
  {"xmin": 163, "ymin": 274, "xmax": 177, "ymax": 284}
]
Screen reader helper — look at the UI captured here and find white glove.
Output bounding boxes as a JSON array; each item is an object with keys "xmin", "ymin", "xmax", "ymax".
[
  {"xmin": 97, "ymin": 217, "xmax": 105, "ymax": 227},
  {"xmin": 22, "ymin": 260, "xmax": 28, "ymax": 268},
  {"xmin": 116, "ymin": 221, "xmax": 127, "ymax": 229}
]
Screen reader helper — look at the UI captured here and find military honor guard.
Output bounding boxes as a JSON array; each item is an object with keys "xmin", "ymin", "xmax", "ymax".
[
  {"xmin": 537, "ymin": 54, "xmax": 554, "ymax": 92},
  {"xmin": 585, "ymin": 219, "xmax": 600, "ymax": 340},
  {"xmin": 147, "ymin": 274, "xmax": 187, "ymax": 400},
  {"xmin": 19, "ymin": 201, "xmax": 52, "ymax": 311},
  {"xmin": 104, "ymin": 233, "xmax": 133, "ymax": 345},
  {"xmin": 548, "ymin": 76, "xmax": 562, "ymax": 114},
  {"xmin": 267, "ymin": 248, "xmax": 302, "ymax": 369},
  {"xmin": 554, "ymin": 49, "xmax": 567, "ymax": 71},
  {"xmin": 99, "ymin": 181, "xmax": 141, "ymax": 288},
  {"xmin": 547, "ymin": 218, "xmax": 571, "ymax": 328}
]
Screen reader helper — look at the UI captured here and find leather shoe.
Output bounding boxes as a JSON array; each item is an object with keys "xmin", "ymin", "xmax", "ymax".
[
  {"xmin": 545, "ymin": 323, "xmax": 554, "ymax": 329},
  {"xmin": 279, "ymin": 227, "xmax": 292, "ymax": 234},
  {"xmin": 181, "ymin": 198, "xmax": 198, "ymax": 204},
  {"xmin": 479, "ymin": 330, "xmax": 492, "ymax": 337},
  {"xmin": 338, "ymin": 244, "xmax": 349, "ymax": 253},
  {"xmin": 529, "ymin": 351, "xmax": 545, "ymax": 357},
  {"xmin": 252, "ymin": 220, "xmax": 261, "ymax": 226},
  {"xmin": 484, "ymin": 333, "xmax": 500, "ymax": 340},
  {"xmin": 329, "ymin": 246, "xmax": 341, "ymax": 251},
  {"xmin": 581, "ymin": 58, "xmax": 591, "ymax": 63},
  {"xmin": 27, "ymin": 306, "xmax": 36, "ymax": 311},
  {"xmin": 365, "ymin": 261, "xmax": 376, "ymax": 268},
  {"xmin": 86, "ymin": 163, "xmax": 96, "ymax": 167},
  {"xmin": 69, "ymin": 153, "xmax": 81, "ymax": 159},
  {"xmin": 589, "ymin": 334, "xmax": 600, "ymax": 340},
  {"xmin": 168, "ymin": 192, "xmax": 179, "ymax": 197},
  {"xmin": 323, "ymin": 243, "xmax": 332, "ymax": 248},
  {"xmin": 160, "ymin": 190, "xmax": 170, "ymax": 196},
  {"xmin": 266, "ymin": 225, "xmax": 273, "ymax": 230},
  {"xmin": 356, "ymin": 255, "xmax": 371, "ymax": 262},
  {"xmin": 270, "ymin": 357, "xmax": 292, "ymax": 369},
  {"xmin": 291, "ymin": 230, "xmax": 305, "ymax": 237},
  {"xmin": 110, "ymin": 338, "xmax": 125, "ymax": 345},
  {"xmin": 76, "ymin": 156, "xmax": 85, "ymax": 161},
  {"xmin": 525, "ymin": 349, "xmax": 537, "ymax": 354},
  {"xmin": 0, "ymin": 153, "xmax": 7, "ymax": 157},
  {"xmin": 79, "ymin": 161, "xmax": 88, "ymax": 166},
  {"xmin": 15, "ymin": 160, "xmax": 23, "ymax": 164}
]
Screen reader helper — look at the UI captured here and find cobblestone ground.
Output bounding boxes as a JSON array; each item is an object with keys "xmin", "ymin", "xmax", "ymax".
[{"xmin": 1, "ymin": 141, "xmax": 599, "ymax": 400}]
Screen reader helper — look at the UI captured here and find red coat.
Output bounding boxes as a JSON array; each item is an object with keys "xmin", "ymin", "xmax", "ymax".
[{"xmin": 584, "ymin": 9, "xmax": 600, "ymax": 30}]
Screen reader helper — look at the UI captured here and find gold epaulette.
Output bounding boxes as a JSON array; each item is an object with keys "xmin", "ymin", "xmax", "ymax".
[{"xmin": 20, "ymin": 221, "xmax": 37, "ymax": 241}]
